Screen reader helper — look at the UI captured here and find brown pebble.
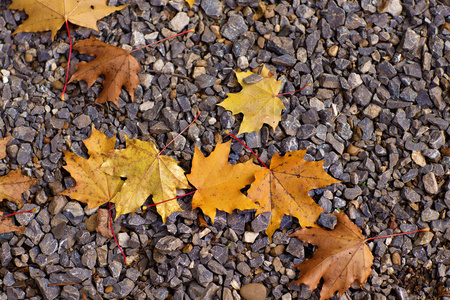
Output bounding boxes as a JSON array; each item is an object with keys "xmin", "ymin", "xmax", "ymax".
[
  {"xmin": 85, "ymin": 214, "xmax": 97, "ymax": 232},
  {"xmin": 269, "ymin": 244, "xmax": 285, "ymax": 256},
  {"xmin": 105, "ymin": 286, "xmax": 114, "ymax": 293},
  {"xmin": 170, "ymin": 89, "xmax": 177, "ymax": 99},
  {"xmin": 240, "ymin": 283, "xmax": 267, "ymax": 300},
  {"xmin": 25, "ymin": 53, "xmax": 34, "ymax": 63},
  {"xmin": 346, "ymin": 145, "xmax": 361, "ymax": 156},
  {"xmin": 182, "ymin": 244, "xmax": 193, "ymax": 253},
  {"xmin": 51, "ymin": 81, "xmax": 64, "ymax": 90},
  {"xmin": 392, "ymin": 252, "xmax": 401, "ymax": 265},
  {"xmin": 328, "ymin": 45, "xmax": 339, "ymax": 57}
]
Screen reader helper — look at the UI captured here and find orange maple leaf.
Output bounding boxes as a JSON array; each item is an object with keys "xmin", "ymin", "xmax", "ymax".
[
  {"xmin": 290, "ymin": 213, "xmax": 374, "ymax": 300},
  {"xmin": 9, "ymin": 0, "xmax": 127, "ymax": 41},
  {"xmin": 248, "ymin": 150, "xmax": 340, "ymax": 240},
  {"xmin": 69, "ymin": 37, "xmax": 142, "ymax": 106},
  {"xmin": 187, "ymin": 141, "xmax": 263, "ymax": 222}
]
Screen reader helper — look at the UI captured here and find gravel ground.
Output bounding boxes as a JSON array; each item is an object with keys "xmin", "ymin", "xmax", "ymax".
[{"xmin": 1, "ymin": 0, "xmax": 450, "ymax": 299}]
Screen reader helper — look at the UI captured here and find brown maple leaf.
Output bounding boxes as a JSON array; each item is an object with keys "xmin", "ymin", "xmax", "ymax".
[
  {"xmin": 247, "ymin": 150, "xmax": 340, "ymax": 240},
  {"xmin": 69, "ymin": 37, "xmax": 142, "ymax": 106},
  {"xmin": 186, "ymin": 141, "xmax": 263, "ymax": 222},
  {"xmin": 0, "ymin": 217, "xmax": 26, "ymax": 235},
  {"xmin": 9, "ymin": 0, "xmax": 127, "ymax": 41},
  {"xmin": 0, "ymin": 136, "xmax": 13, "ymax": 160},
  {"xmin": 290, "ymin": 213, "xmax": 374, "ymax": 300}
]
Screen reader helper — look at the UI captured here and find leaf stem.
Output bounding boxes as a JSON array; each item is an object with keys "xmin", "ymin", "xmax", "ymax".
[
  {"xmin": 364, "ymin": 228, "xmax": 430, "ymax": 242},
  {"xmin": 143, "ymin": 190, "xmax": 197, "ymax": 209},
  {"xmin": 226, "ymin": 132, "xmax": 268, "ymax": 168},
  {"xmin": 158, "ymin": 111, "xmax": 201, "ymax": 155},
  {"xmin": 275, "ymin": 82, "xmax": 311, "ymax": 97},
  {"xmin": 108, "ymin": 202, "xmax": 128, "ymax": 265},
  {"xmin": 1, "ymin": 207, "xmax": 38, "ymax": 218},
  {"xmin": 61, "ymin": 20, "xmax": 73, "ymax": 101},
  {"xmin": 130, "ymin": 29, "xmax": 194, "ymax": 54}
]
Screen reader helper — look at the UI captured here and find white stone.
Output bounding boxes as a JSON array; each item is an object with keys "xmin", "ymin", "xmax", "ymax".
[
  {"xmin": 139, "ymin": 101, "xmax": 155, "ymax": 112},
  {"xmin": 237, "ymin": 56, "xmax": 249, "ymax": 69},
  {"xmin": 243, "ymin": 231, "xmax": 259, "ymax": 243},
  {"xmin": 348, "ymin": 72, "xmax": 363, "ymax": 89},
  {"xmin": 169, "ymin": 12, "xmax": 189, "ymax": 32}
]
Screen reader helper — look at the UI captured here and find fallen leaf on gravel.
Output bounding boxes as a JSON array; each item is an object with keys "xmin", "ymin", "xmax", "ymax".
[
  {"xmin": 218, "ymin": 65, "xmax": 283, "ymax": 135},
  {"xmin": 248, "ymin": 150, "xmax": 340, "ymax": 240},
  {"xmin": 61, "ymin": 128, "xmax": 124, "ymax": 209},
  {"xmin": 70, "ymin": 37, "xmax": 142, "ymax": 106},
  {"xmin": 290, "ymin": 213, "xmax": 374, "ymax": 300},
  {"xmin": 9, "ymin": 0, "xmax": 127, "ymax": 40},
  {"xmin": 0, "ymin": 136, "xmax": 12, "ymax": 159},
  {"xmin": 0, "ymin": 169, "xmax": 38, "ymax": 205},
  {"xmin": 0, "ymin": 216, "xmax": 26, "ymax": 235},
  {"xmin": 187, "ymin": 141, "xmax": 263, "ymax": 222},
  {"xmin": 101, "ymin": 137, "xmax": 190, "ymax": 222}
]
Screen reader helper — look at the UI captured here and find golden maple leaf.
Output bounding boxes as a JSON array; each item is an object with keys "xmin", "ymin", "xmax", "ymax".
[
  {"xmin": 290, "ymin": 213, "xmax": 374, "ymax": 300},
  {"xmin": 0, "ymin": 136, "xmax": 13, "ymax": 160},
  {"xmin": 0, "ymin": 169, "xmax": 38, "ymax": 205},
  {"xmin": 218, "ymin": 65, "xmax": 283, "ymax": 135},
  {"xmin": 9, "ymin": 0, "xmax": 127, "ymax": 41},
  {"xmin": 248, "ymin": 150, "xmax": 340, "ymax": 240},
  {"xmin": 61, "ymin": 127, "xmax": 124, "ymax": 209},
  {"xmin": 187, "ymin": 141, "xmax": 263, "ymax": 222},
  {"xmin": 101, "ymin": 138, "xmax": 190, "ymax": 222},
  {"xmin": 69, "ymin": 37, "xmax": 142, "ymax": 106}
]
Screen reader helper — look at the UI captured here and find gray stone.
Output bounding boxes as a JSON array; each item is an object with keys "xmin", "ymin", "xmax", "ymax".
[
  {"xmin": 325, "ymin": 1, "xmax": 345, "ymax": 28},
  {"xmin": 62, "ymin": 201, "xmax": 84, "ymax": 225},
  {"xmin": 193, "ymin": 264, "xmax": 213, "ymax": 286},
  {"xmin": 319, "ymin": 74, "xmax": 340, "ymax": 88},
  {"xmin": 207, "ymin": 259, "xmax": 227, "ymax": 275},
  {"xmin": 344, "ymin": 186, "xmax": 362, "ymax": 200},
  {"xmin": 67, "ymin": 268, "xmax": 92, "ymax": 281},
  {"xmin": 117, "ymin": 278, "xmax": 135, "ymax": 298},
  {"xmin": 429, "ymin": 86, "xmax": 444, "ymax": 110},
  {"xmin": 169, "ymin": 12, "xmax": 189, "ymax": 32},
  {"xmin": 286, "ymin": 238, "xmax": 304, "ymax": 258},
  {"xmin": 201, "ymin": 0, "xmax": 223, "ymax": 18},
  {"xmin": 13, "ymin": 126, "xmax": 36, "ymax": 142},
  {"xmin": 237, "ymin": 261, "xmax": 251, "ymax": 276},
  {"xmin": 1, "ymin": 243, "xmax": 12, "ymax": 266},
  {"xmin": 15, "ymin": 203, "xmax": 38, "ymax": 226},
  {"xmin": 48, "ymin": 195, "xmax": 68, "ymax": 215},
  {"xmin": 73, "ymin": 114, "xmax": 91, "ymax": 129},
  {"xmin": 61, "ymin": 286, "xmax": 79, "ymax": 300},
  {"xmin": 35, "ymin": 277, "xmax": 60, "ymax": 300},
  {"xmin": 195, "ymin": 74, "xmax": 216, "ymax": 89},
  {"xmin": 376, "ymin": 60, "xmax": 397, "ymax": 79},
  {"xmin": 318, "ymin": 213, "xmax": 338, "ymax": 230},
  {"xmin": 401, "ymin": 187, "xmax": 421, "ymax": 203},
  {"xmin": 345, "ymin": 13, "xmax": 366, "ymax": 29},
  {"xmin": 39, "ymin": 233, "xmax": 58, "ymax": 255},
  {"xmin": 221, "ymin": 15, "xmax": 248, "ymax": 41},
  {"xmin": 272, "ymin": 54, "xmax": 296, "ymax": 67},
  {"xmin": 267, "ymin": 36, "xmax": 294, "ymax": 55},
  {"xmin": 155, "ymin": 236, "xmax": 184, "ymax": 253},
  {"xmin": 243, "ymin": 74, "xmax": 263, "ymax": 84},
  {"xmin": 353, "ymin": 84, "xmax": 372, "ymax": 106},
  {"xmin": 421, "ymin": 208, "xmax": 439, "ymax": 222}
]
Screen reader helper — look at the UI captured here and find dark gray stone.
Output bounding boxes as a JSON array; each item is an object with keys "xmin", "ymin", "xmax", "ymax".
[
  {"xmin": 318, "ymin": 213, "xmax": 338, "ymax": 230},
  {"xmin": 221, "ymin": 15, "xmax": 248, "ymax": 41}
]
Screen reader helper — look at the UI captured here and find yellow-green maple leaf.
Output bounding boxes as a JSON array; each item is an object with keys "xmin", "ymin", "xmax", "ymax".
[
  {"xmin": 101, "ymin": 138, "xmax": 190, "ymax": 222},
  {"xmin": 218, "ymin": 65, "xmax": 283, "ymax": 135}
]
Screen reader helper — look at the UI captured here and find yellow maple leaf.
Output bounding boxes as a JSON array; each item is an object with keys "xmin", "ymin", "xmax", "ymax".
[
  {"xmin": 218, "ymin": 65, "xmax": 283, "ymax": 135},
  {"xmin": 187, "ymin": 141, "xmax": 263, "ymax": 222},
  {"xmin": 9, "ymin": 0, "xmax": 128, "ymax": 41},
  {"xmin": 101, "ymin": 138, "xmax": 190, "ymax": 222},
  {"xmin": 248, "ymin": 150, "xmax": 340, "ymax": 240},
  {"xmin": 61, "ymin": 128, "xmax": 124, "ymax": 209},
  {"xmin": 0, "ymin": 169, "xmax": 38, "ymax": 205}
]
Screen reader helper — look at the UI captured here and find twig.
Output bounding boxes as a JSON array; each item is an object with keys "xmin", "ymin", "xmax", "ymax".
[{"xmin": 147, "ymin": 69, "xmax": 193, "ymax": 81}]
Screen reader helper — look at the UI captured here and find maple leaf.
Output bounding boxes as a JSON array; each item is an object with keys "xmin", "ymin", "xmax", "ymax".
[
  {"xmin": 0, "ymin": 216, "xmax": 26, "ymax": 235},
  {"xmin": 61, "ymin": 127, "xmax": 124, "ymax": 209},
  {"xmin": 101, "ymin": 138, "xmax": 190, "ymax": 222},
  {"xmin": 9, "ymin": 0, "xmax": 128, "ymax": 41},
  {"xmin": 187, "ymin": 141, "xmax": 263, "ymax": 222},
  {"xmin": 0, "ymin": 136, "xmax": 13, "ymax": 159},
  {"xmin": 290, "ymin": 213, "xmax": 374, "ymax": 300},
  {"xmin": 69, "ymin": 37, "xmax": 142, "ymax": 106},
  {"xmin": 0, "ymin": 169, "xmax": 38, "ymax": 205},
  {"xmin": 218, "ymin": 65, "xmax": 283, "ymax": 135},
  {"xmin": 247, "ymin": 150, "xmax": 340, "ymax": 240}
]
